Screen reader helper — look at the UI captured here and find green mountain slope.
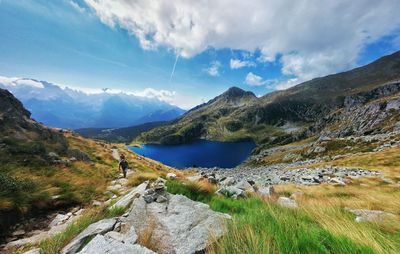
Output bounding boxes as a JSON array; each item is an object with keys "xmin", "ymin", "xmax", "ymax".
[{"xmin": 137, "ymin": 51, "xmax": 400, "ymax": 147}]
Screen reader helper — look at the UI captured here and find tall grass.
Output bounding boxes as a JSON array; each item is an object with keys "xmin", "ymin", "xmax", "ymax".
[
  {"xmin": 39, "ymin": 208, "xmax": 104, "ymax": 254},
  {"xmin": 167, "ymin": 179, "xmax": 398, "ymax": 254},
  {"xmin": 208, "ymin": 198, "xmax": 377, "ymax": 254}
]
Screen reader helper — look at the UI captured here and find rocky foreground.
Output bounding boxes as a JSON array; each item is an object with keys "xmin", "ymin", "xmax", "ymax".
[{"xmin": 17, "ymin": 179, "xmax": 231, "ymax": 254}]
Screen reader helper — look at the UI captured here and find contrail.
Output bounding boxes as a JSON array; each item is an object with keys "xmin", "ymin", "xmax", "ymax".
[{"xmin": 169, "ymin": 54, "xmax": 180, "ymax": 82}]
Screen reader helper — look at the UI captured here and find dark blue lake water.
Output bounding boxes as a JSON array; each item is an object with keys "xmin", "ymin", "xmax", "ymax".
[{"xmin": 129, "ymin": 140, "xmax": 255, "ymax": 168}]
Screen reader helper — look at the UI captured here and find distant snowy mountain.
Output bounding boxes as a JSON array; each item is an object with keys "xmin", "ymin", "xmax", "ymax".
[{"xmin": 0, "ymin": 76, "xmax": 185, "ymax": 129}]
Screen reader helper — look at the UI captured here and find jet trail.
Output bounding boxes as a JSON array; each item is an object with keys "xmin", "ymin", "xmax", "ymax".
[{"xmin": 169, "ymin": 54, "xmax": 180, "ymax": 82}]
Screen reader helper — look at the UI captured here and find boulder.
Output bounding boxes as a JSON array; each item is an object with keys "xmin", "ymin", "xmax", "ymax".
[
  {"xmin": 219, "ymin": 176, "xmax": 236, "ymax": 186},
  {"xmin": 235, "ymin": 180, "xmax": 254, "ymax": 192},
  {"xmin": 127, "ymin": 194, "xmax": 231, "ymax": 254},
  {"xmin": 329, "ymin": 177, "xmax": 346, "ymax": 186},
  {"xmin": 77, "ymin": 234, "xmax": 155, "ymax": 254},
  {"xmin": 61, "ymin": 218, "xmax": 117, "ymax": 254},
  {"xmin": 166, "ymin": 172, "xmax": 177, "ymax": 180},
  {"xmin": 110, "ymin": 181, "xmax": 148, "ymax": 210},
  {"xmin": 277, "ymin": 197, "xmax": 298, "ymax": 209},
  {"xmin": 216, "ymin": 186, "xmax": 247, "ymax": 199},
  {"xmin": 346, "ymin": 208, "xmax": 395, "ymax": 223},
  {"xmin": 257, "ymin": 186, "xmax": 275, "ymax": 197}
]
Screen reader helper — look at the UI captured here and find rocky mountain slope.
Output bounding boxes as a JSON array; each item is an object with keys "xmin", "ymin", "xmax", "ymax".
[
  {"xmin": 0, "ymin": 77, "xmax": 185, "ymax": 129},
  {"xmin": 137, "ymin": 51, "xmax": 400, "ymax": 152}
]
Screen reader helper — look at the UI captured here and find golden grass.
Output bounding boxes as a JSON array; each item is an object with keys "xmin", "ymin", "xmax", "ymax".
[
  {"xmin": 136, "ymin": 217, "xmax": 159, "ymax": 253},
  {"xmin": 127, "ymin": 172, "xmax": 161, "ymax": 187},
  {"xmin": 274, "ymin": 180, "xmax": 400, "ymax": 253}
]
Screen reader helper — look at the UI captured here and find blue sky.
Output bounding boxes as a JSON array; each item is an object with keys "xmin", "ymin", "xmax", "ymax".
[{"xmin": 1, "ymin": 0, "xmax": 399, "ymax": 109}]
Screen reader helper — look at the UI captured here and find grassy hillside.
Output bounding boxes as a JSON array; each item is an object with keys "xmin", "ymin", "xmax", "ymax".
[{"xmin": 0, "ymin": 89, "xmax": 177, "ymax": 241}]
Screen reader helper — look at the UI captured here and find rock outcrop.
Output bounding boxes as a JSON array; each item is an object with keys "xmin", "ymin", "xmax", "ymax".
[{"xmin": 62, "ymin": 179, "xmax": 231, "ymax": 254}]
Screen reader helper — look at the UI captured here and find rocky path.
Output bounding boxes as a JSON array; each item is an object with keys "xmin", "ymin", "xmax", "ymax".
[{"xmin": 111, "ymin": 149, "xmax": 120, "ymax": 161}]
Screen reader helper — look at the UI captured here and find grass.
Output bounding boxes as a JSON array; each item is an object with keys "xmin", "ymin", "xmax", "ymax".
[
  {"xmin": 208, "ymin": 198, "xmax": 377, "ymax": 254},
  {"xmin": 167, "ymin": 178, "xmax": 400, "ymax": 254},
  {"xmin": 39, "ymin": 208, "xmax": 104, "ymax": 254},
  {"xmin": 166, "ymin": 179, "xmax": 216, "ymax": 203}
]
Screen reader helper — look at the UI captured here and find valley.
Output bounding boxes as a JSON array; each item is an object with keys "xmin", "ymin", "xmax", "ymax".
[{"xmin": 1, "ymin": 52, "xmax": 400, "ymax": 254}]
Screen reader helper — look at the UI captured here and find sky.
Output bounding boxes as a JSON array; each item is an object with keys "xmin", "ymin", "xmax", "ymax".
[{"xmin": 0, "ymin": 0, "xmax": 399, "ymax": 109}]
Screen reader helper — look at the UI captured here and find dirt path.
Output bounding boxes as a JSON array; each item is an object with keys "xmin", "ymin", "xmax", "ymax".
[{"xmin": 112, "ymin": 149, "xmax": 120, "ymax": 161}]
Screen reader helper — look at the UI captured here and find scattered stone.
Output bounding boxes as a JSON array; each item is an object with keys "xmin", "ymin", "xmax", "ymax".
[
  {"xmin": 277, "ymin": 197, "xmax": 298, "ymax": 209},
  {"xmin": 110, "ymin": 181, "xmax": 148, "ymax": 210},
  {"xmin": 12, "ymin": 229, "xmax": 26, "ymax": 237},
  {"xmin": 219, "ymin": 176, "xmax": 236, "ymax": 186},
  {"xmin": 47, "ymin": 152, "xmax": 59, "ymax": 159},
  {"xmin": 216, "ymin": 186, "xmax": 247, "ymax": 199},
  {"xmin": 49, "ymin": 214, "xmax": 70, "ymax": 227},
  {"xmin": 61, "ymin": 218, "xmax": 117, "ymax": 254},
  {"xmin": 257, "ymin": 186, "xmax": 275, "ymax": 197},
  {"xmin": 346, "ymin": 208, "xmax": 395, "ymax": 223},
  {"xmin": 166, "ymin": 172, "xmax": 177, "ymax": 180},
  {"xmin": 235, "ymin": 180, "xmax": 254, "ymax": 192},
  {"xmin": 92, "ymin": 200, "xmax": 102, "ymax": 206},
  {"xmin": 330, "ymin": 177, "xmax": 346, "ymax": 186},
  {"xmin": 142, "ymin": 178, "xmax": 168, "ymax": 204}
]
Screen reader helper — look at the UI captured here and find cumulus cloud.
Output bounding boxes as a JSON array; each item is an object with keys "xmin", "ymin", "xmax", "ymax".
[
  {"xmin": 132, "ymin": 88, "xmax": 176, "ymax": 104},
  {"xmin": 245, "ymin": 72, "xmax": 265, "ymax": 86},
  {"xmin": 205, "ymin": 61, "xmax": 221, "ymax": 77},
  {"xmin": 84, "ymin": 0, "xmax": 400, "ymax": 89},
  {"xmin": 230, "ymin": 59, "xmax": 255, "ymax": 69}
]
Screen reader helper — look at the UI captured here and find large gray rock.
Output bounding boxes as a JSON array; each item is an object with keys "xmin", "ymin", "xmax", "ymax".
[
  {"xmin": 110, "ymin": 181, "xmax": 148, "ymax": 210},
  {"xmin": 127, "ymin": 194, "xmax": 231, "ymax": 254},
  {"xmin": 77, "ymin": 234, "xmax": 155, "ymax": 254},
  {"xmin": 61, "ymin": 218, "xmax": 117, "ymax": 254}
]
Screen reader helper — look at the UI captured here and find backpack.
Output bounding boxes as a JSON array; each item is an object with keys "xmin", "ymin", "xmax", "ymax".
[{"xmin": 120, "ymin": 159, "xmax": 128, "ymax": 169}]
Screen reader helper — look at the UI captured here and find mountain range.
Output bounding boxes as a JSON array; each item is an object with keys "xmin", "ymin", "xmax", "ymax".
[
  {"xmin": 0, "ymin": 77, "xmax": 185, "ymax": 129},
  {"xmin": 137, "ymin": 51, "xmax": 400, "ymax": 153}
]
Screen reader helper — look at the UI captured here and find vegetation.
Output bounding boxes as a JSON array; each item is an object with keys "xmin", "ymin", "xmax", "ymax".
[{"xmin": 166, "ymin": 179, "xmax": 400, "ymax": 254}]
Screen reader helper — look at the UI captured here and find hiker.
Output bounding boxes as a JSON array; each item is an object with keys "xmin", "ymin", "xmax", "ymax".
[{"xmin": 119, "ymin": 154, "xmax": 129, "ymax": 178}]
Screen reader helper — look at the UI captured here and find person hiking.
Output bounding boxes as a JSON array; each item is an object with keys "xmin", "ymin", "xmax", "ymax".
[{"xmin": 119, "ymin": 154, "xmax": 129, "ymax": 178}]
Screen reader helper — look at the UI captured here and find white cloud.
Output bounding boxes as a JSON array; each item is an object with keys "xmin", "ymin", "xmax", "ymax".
[
  {"xmin": 85, "ymin": 0, "xmax": 400, "ymax": 87},
  {"xmin": 205, "ymin": 61, "xmax": 221, "ymax": 77},
  {"xmin": 69, "ymin": 1, "xmax": 85, "ymax": 13},
  {"xmin": 245, "ymin": 72, "xmax": 265, "ymax": 86},
  {"xmin": 230, "ymin": 59, "xmax": 255, "ymax": 69},
  {"xmin": 0, "ymin": 76, "xmax": 44, "ymax": 88},
  {"xmin": 131, "ymin": 88, "xmax": 176, "ymax": 104}
]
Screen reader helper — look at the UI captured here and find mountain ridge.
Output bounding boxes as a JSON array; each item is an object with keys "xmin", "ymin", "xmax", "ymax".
[
  {"xmin": 0, "ymin": 77, "xmax": 185, "ymax": 129},
  {"xmin": 137, "ymin": 51, "xmax": 400, "ymax": 149}
]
